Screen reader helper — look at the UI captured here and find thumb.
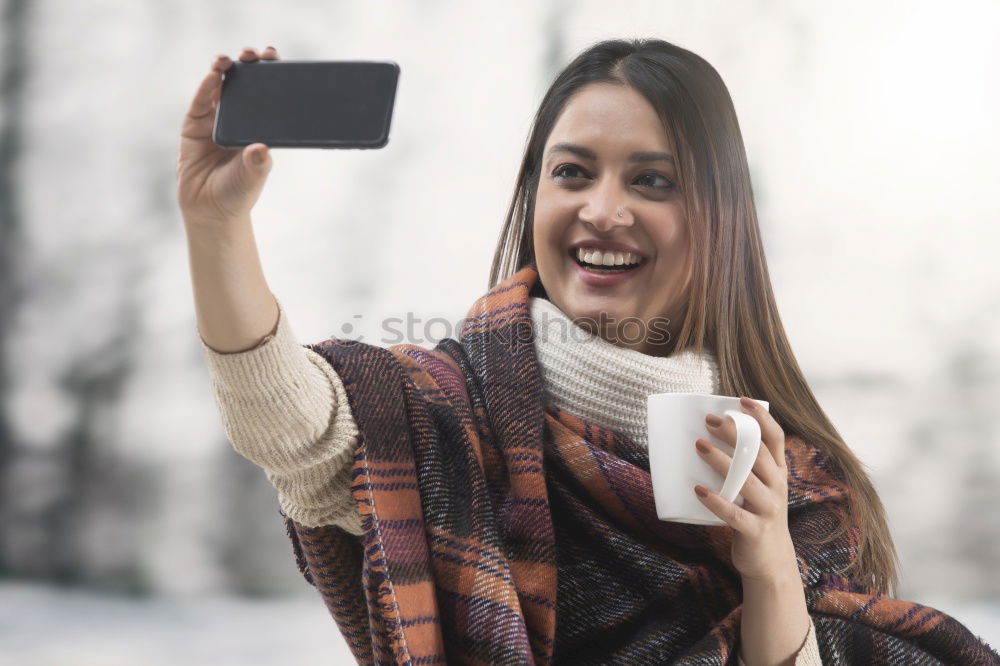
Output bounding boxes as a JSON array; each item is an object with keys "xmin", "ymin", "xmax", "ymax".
[{"xmin": 242, "ymin": 143, "xmax": 271, "ymax": 171}]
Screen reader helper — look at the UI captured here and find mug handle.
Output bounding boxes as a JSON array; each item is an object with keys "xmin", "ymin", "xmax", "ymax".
[{"xmin": 716, "ymin": 409, "xmax": 762, "ymax": 503}]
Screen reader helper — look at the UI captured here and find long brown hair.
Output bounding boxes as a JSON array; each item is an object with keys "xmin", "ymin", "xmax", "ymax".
[{"xmin": 489, "ymin": 37, "xmax": 900, "ymax": 597}]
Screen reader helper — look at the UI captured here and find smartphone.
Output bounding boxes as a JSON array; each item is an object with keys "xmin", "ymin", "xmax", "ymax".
[{"xmin": 213, "ymin": 60, "xmax": 399, "ymax": 149}]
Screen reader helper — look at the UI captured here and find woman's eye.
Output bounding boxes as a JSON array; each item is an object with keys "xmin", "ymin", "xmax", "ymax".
[
  {"xmin": 636, "ymin": 172, "xmax": 674, "ymax": 189},
  {"xmin": 552, "ymin": 164, "xmax": 586, "ymax": 180}
]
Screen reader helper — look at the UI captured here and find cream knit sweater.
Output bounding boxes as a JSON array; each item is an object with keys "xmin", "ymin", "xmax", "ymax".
[
  {"xmin": 199, "ymin": 296, "xmax": 362, "ymax": 534},
  {"xmin": 198, "ymin": 294, "xmax": 821, "ymax": 665}
]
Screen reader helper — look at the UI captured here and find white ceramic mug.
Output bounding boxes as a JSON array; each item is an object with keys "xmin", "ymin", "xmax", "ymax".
[{"xmin": 647, "ymin": 393, "xmax": 770, "ymax": 526}]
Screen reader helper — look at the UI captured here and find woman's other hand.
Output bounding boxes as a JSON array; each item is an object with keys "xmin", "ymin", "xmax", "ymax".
[
  {"xmin": 176, "ymin": 46, "xmax": 279, "ymax": 231},
  {"xmin": 694, "ymin": 397, "xmax": 800, "ymax": 583}
]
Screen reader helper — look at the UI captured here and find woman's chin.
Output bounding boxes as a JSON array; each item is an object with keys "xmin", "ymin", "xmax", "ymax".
[{"xmin": 561, "ymin": 296, "xmax": 638, "ymax": 328}]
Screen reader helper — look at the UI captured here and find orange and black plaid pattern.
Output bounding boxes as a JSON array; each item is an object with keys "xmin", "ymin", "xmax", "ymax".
[{"xmin": 283, "ymin": 265, "xmax": 999, "ymax": 665}]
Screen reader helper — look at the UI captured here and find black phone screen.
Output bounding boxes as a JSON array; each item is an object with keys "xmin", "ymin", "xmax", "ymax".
[{"xmin": 213, "ymin": 60, "xmax": 399, "ymax": 149}]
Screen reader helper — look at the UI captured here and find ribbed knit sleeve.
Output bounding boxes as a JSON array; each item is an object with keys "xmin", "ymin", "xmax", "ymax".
[
  {"xmin": 738, "ymin": 617, "xmax": 822, "ymax": 665},
  {"xmin": 796, "ymin": 618, "xmax": 823, "ymax": 664},
  {"xmin": 197, "ymin": 296, "xmax": 362, "ymax": 535}
]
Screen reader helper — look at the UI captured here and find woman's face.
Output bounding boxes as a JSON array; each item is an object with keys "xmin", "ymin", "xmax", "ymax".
[{"xmin": 532, "ymin": 82, "xmax": 691, "ymax": 356}]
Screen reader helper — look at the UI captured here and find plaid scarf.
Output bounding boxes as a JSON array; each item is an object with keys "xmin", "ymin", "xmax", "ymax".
[{"xmin": 282, "ymin": 264, "xmax": 999, "ymax": 665}]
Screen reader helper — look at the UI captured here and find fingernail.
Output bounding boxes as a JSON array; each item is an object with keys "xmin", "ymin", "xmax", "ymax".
[
  {"xmin": 694, "ymin": 485, "xmax": 709, "ymax": 498},
  {"xmin": 695, "ymin": 440, "xmax": 711, "ymax": 455},
  {"xmin": 740, "ymin": 396, "xmax": 755, "ymax": 409},
  {"xmin": 705, "ymin": 414, "xmax": 722, "ymax": 427},
  {"xmin": 253, "ymin": 149, "xmax": 266, "ymax": 164}
]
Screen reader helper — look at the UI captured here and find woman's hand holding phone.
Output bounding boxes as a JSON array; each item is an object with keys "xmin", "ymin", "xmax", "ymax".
[
  {"xmin": 177, "ymin": 46, "xmax": 279, "ymax": 231},
  {"xmin": 177, "ymin": 47, "xmax": 398, "ymax": 352},
  {"xmin": 178, "ymin": 47, "xmax": 282, "ymax": 355}
]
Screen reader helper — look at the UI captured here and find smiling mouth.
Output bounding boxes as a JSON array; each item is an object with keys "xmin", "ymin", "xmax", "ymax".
[{"xmin": 569, "ymin": 248, "xmax": 645, "ymax": 273}]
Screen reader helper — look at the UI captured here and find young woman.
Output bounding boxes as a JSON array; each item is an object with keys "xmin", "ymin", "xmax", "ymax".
[{"xmin": 178, "ymin": 39, "xmax": 998, "ymax": 665}]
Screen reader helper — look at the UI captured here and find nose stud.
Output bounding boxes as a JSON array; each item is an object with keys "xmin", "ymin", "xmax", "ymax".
[{"xmin": 617, "ymin": 206, "xmax": 625, "ymax": 218}]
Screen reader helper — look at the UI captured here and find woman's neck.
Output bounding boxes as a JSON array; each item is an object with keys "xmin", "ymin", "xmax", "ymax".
[{"xmin": 529, "ymin": 296, "xmax": 720, "ymax": 448}]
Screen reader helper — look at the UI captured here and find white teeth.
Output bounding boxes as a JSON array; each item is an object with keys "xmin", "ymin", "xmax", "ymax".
[{"xmin": 575, "ymin": 247, "xmax": 642, "ymax": 267}]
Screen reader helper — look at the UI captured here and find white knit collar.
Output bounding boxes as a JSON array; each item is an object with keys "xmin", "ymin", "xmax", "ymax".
[{"xmin": 530, "ymin": 296, "xmax": 721, "ymax": 448}]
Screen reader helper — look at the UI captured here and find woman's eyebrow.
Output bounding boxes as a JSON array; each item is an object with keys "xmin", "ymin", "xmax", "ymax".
[{"xmin": 546, "ymin": 142, "xmax": 675, "ymax": 164}]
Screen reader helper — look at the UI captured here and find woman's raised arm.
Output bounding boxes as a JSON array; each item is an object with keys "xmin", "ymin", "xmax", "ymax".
[
  {"xmin": 177, "ymin": 46, "xmax": 279, "ymax": 353},
  {"xmin": 177, "ymin": 48, "xmax": 362, "ymax": 535}
]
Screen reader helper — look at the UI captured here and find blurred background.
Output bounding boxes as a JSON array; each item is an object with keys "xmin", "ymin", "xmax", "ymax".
[{"xmin": 2, "ymin": 0, "xmax": 998, "ymax": 663}]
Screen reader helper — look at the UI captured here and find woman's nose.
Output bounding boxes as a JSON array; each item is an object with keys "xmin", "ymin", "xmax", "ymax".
[{"xmin": 579, "ymin": 185, "xmax": 632, "ymax": 232}]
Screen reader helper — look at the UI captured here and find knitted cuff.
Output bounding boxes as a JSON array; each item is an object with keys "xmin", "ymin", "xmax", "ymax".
[
  {"xmin": 737, "ymin": 616, "xmax": 820, "ymax": 665},
  {"xmin": 199, "ymin": 296, "xmax": 358, "ymax": 466}
]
